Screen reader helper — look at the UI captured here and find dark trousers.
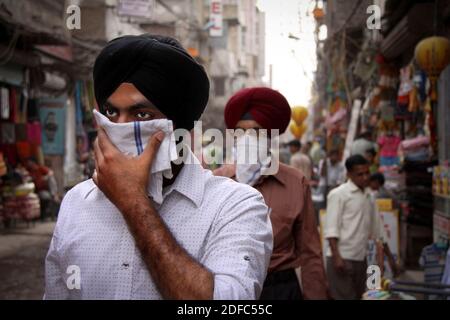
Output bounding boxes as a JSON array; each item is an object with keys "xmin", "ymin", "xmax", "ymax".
[
  {"xmin": 259, "ymin": 268, "xmax": 303, "ymax": 300},
  {"xmin": 326, "ymin": 258, "xmax": 367, "ymax": 300}
]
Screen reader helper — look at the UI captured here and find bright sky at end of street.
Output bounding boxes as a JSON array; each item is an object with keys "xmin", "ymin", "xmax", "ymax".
[{"xmin": 257, "ymin": 0, "xmax": 317, "ymax": 108}]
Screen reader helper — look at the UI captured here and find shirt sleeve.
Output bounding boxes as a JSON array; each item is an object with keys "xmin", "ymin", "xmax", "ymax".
[
  {"xmin": 324, "ymin": 190, "xmax": 343, "ymax": 239},
  {"xmin": 201, "ymin": 187, "xmax": 273, "ymax": 300},
  {"xmin": 44, "ymin": 193, "xmax": 71, "ymax": 300},
  {"xmin": 295, "ymin": 182, "xmax": 329, "ymax": 299},
  {"xmin": 44, "ymin": 232, "xmax": 69, "ymax": 299}
]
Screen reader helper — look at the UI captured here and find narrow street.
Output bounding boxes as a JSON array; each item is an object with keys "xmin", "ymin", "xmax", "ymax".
[
  {"xmin": 0, "ymin": 222, "xmax": 55, "ymax": 300},
  {"xmin": 0, "ymin": 0, "xmax": 449, "ymax": 303}
]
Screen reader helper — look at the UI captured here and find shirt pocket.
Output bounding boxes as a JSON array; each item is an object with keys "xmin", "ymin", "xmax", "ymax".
[{"xmin": 270, "ymin": 203, "xmax": 296, "ymax": 243}]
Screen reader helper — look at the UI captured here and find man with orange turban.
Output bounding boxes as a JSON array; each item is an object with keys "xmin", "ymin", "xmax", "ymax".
[{"xmin": 215, "ymin": 87, "xmax": 329, "ymax": 300}]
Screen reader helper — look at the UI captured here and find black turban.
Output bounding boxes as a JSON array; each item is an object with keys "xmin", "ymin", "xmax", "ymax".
[{"xmin": 93, "ymin": 34, "xmax": 210, "ymax": 131}]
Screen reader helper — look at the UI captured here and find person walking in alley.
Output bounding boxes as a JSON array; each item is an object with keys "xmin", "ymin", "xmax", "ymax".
[
  {"xmin": 351, "ymin": 131, "xmax": 377, "ymax": 157},
  {"xmin": 214, "ymin": 87, "xmax": 329, "ymax": 300},
  {"xmin": 288, "ymin": 140, "xmax": 313, "ymax": 180},
  {"xmin": 318, "ymin": 148, "xmax": 346, "ymax": 198},
  {"xmin": 324, "ymin": 155, "xmax": 384, "ymax": 300},
  {"xmin": 44, "ymin": 35, "xmax": 273, "ymax": 300}
]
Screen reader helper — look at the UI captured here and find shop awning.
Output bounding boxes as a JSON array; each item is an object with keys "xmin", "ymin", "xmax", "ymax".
[{"xmin": 380, "ymin": 3, "xmax": 435, "ymax": 66}]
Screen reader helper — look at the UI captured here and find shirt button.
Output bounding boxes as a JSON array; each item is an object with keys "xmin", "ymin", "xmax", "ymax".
[{"xmin": 121, "ymin": 262, "xmax": 130, "ymax": 269}]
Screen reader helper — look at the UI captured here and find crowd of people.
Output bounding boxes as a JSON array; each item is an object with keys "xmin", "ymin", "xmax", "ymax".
[
  {"xmin": 41, "ymin": 34, "xmax": 402, "ymax": 300},
  {"xmin": 275, "ymin": 130, "xmax": 401, "ymax": 299}
]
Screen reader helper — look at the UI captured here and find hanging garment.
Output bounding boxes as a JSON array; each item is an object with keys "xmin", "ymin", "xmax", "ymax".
[
  {"xmin": 35, "ymin": 145, "xmax": 45, "ymax": 165},
  {"xmin": 1, "ymin": 87, "xmax": 10, "ymax": 120},
  {"xmin": 378, "ymin": 135, "xmax": 401, "ymax": 157},
  {"xmin": 15, "ymin": 123, "xmax": 27, "ymax": 141},
  {"xmin": 9, "ymin": 87, "xmax": 17, "ymax": 123},
  {"xmin": 0, "ymin": 152, "xmax": 6, "ymax": 176},
  {"xmin": 0, "ymin": 144, "xmax": 17, "ymax": 166},
  {"xmin": 380, "ymin": 156, "xmax": 400, "ymax": 167},
  {"xmin": 16, "ymin": 141, "xmax": 32, "ymax": 159},
  {"xmin": 19, "ymin": 90, "xmax": 28, "ymax": 122},
  {"xmin": 26, "ymin": 99, "xmax": 39, "ymax": 121},
  {"xmin": 1, "ymin": 123, "xmax": 16, "ymax": 144},
  {"xmin": 27, "ymin": 122, "xmax": 42, "ymax": 145}
]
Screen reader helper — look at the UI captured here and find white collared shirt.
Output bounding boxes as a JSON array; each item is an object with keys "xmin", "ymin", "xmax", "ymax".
[
  {"xmin": 318, "ymin": 159, "xmax": 346, "ymax": 188},
  {"xmin": 44, "ymin": 149, "xmax": 273, "ymax": 300},
  {"xmin": 324, "ymin": 180, "xmax": 382, "ymax": 261}
]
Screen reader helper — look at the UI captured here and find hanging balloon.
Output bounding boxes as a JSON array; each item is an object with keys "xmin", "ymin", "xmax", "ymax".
[
  {"xmin": 289, "ymin": 121, "xmax": 307, "ymax": 139},
  {"xmin": 289, "ymin": 122, "xmax": 303, "ymax": 139},
  {"xmin": 298, "ymin": 122, "xmax": 308, "ymax": 137},
  {"xmin": 291, "ymin": 106, "xmax": 309, "ymax": 125}
]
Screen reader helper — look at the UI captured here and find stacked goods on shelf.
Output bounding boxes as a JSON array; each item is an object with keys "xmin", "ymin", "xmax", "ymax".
[
  {"xmin": 380, "ymin": 166, "xmax": 406, "ymax": 199},
  {"xmin": 403, "ymin": 160, "xmax": 437, "ymax": 227},
  {"xmin": 0, "ymin": 182, "xmax": 40, "ymax": 221}
]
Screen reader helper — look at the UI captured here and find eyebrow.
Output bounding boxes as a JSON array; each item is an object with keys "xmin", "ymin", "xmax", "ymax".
[{"xmin": 104, "ymin": 101, "xmax": 156, "ymax": 111}]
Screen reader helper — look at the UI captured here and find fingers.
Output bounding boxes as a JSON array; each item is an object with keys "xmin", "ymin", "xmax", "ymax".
[
  {"xmin": 97, "ymin": 127, "xmax": 119, "ymax": 157},
  {"xmin": 93, "ymin": 138, "xmax": 102, "ymax": 186},
  {"xmin": 93, "ymin": 138, "xmax": 104, "ymax": 166},
  {"xmin": 139, "ymin": 131, "xmax": 165, "ymax": 165},
  {"xmin": 92, "ymin": 170, "xmax": 98, "ymax": 186}
]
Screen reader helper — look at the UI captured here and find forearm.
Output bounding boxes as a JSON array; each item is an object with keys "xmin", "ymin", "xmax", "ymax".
[
  {"xmin": 299, "ymin": 243, "xmax": 328, "ymax": 299},
  {"xmin": 328, "ymin": 238, "xmax": 341, "ymax": 259},
  {"xmin": 122, "ymin": 194, "xmax": 214, "ymax": 299},
  {"xmin": 297, "ymin": 198, "xmax": 328, "ymax": 299}
]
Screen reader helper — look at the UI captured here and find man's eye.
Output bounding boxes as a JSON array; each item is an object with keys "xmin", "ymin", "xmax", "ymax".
[
  {"xmin": 105, "ymin": 109, "xmax": 118, "ymax": 117},
  {"xmin": 136, "ymin": 112, "xmax": 152, "ymax": 120}
]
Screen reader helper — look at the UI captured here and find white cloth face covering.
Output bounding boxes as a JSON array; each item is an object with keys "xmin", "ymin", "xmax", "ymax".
[
  {"xmin": 93, "ymin": 109, "xmax": 178, "ymax": 204},
  {"xmin": 235, "ymin": 133, "xmax": 272, "ymax": 186}
]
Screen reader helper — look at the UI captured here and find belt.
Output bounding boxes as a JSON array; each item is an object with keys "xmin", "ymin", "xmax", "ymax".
[{"xmin": 264, "ymin": 268, "xmax": 298, "ymax": 287}]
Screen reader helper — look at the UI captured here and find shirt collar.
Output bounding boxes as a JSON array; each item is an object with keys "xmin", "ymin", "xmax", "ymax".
[
  {"xmin": 224, "ymin": 157, "xmax": 286, "ymax": 186},
  {"xmin": 347, "ymin": 180, "xmax": 366, "ymax": 193},
  {"xmin": 268, "ymin": 163, "xmax": 287, "ymax": 186},
  {"xmin": 162, "ymin": 147, "xmax": 205, "ymax": 208},
  {"xmin": 250, "ymin": 158, "xmax": 287, "ymax": 187},
  {"xmin": 84, "ymin": 147, "xmax": 205, "ymax": 208}
]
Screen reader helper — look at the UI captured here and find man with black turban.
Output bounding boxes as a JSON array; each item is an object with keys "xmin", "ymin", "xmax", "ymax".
[
  {"xmin": 93, "ymin": 34, "xmax": 209, "ymax": 131},
  {"xmin": 214, "ymin": 87, "xmax": 329, "ymax": 300},
  {"xmin": 44, "ymin": 35, "xmax": 273, "ymax": 300}
]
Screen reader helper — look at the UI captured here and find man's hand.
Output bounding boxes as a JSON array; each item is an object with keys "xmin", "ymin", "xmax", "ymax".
[
  {"xmin": 92, "ymin": 126, "xmax": 213, "ymax": 299},
  {"xmin": 93, "ymin": 127, "xmax": 165, "ymax": 212},
  {"xmin": 332, "ymin": 254, "xmax": 347, "ymax": 275},
  {"xmin": 328, "ymin": 238, "xmax": 347, "ymax": 275}
]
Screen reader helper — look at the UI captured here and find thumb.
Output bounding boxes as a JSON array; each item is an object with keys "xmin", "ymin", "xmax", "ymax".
[{"xmin": 139, "ymin": 131, "xmax": 165, "ymax": 166}]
